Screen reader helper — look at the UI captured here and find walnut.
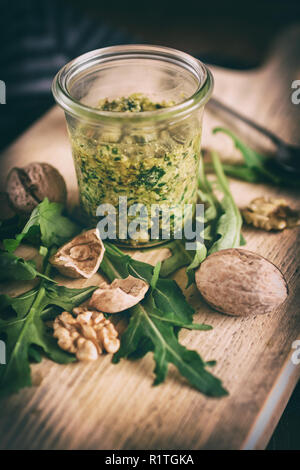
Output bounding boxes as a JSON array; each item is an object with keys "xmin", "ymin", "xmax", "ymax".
[
  {"xmin": 5, "ymin": 162, "xmax": 67, "ymax": 214},
  {"xmin": 242, "ymin": 197, "xmax": 300, "ymax": 231},
  {"xmin": 0, "ymin": 192, "xmax": 16, "ymax": 220},
  {"xmin": 195, "ymin": 248, "xmax": 288, "ymax": 317},
  {"xmin": 49, "ymin": 229, "xmax": 105, "ymax": 278},
  {"xmin": 89, "ymin": 275, "xmax": 149, "ymax": 313},
  {"xmin": 53, "ymin": 307, "xmax": 120, "ymax": 361}
]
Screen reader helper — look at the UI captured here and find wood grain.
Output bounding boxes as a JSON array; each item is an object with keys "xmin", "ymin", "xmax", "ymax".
[{"xmin": 0, "ymin": 27, "xmax": 299, "ymax": 450}]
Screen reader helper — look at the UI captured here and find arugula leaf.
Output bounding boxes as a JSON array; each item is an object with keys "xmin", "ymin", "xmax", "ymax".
[
  {"xmin": 0, "ymin": 251, "xmax": 54, "ymax": 282},
  {"xmin": 160, "ymin": 240, "xmax": 194, "ymax": 278},
  {"xmin": 159, "ymin": 156, "xmax": 220, "ymax": 281},
  {"xmin": 184, "ymin": 151, "xmax": 243, "ymax": 283},
  {"xmin": 3, "ymin": 198, "xmax": 79, "ymax": 252},
  {"xmin": 185, "ymin": 243, "xmax": 207, "ymax": 287},
  {"xmin": 42, "ymin": 283, "xmax": 98, "ymax": 312},
  {"xmin": 150, "ymin": 261, "xmax": 162, "ymax": 290},
  {"xmin": 113, "ymin": 301, "xmax": 223, "ymax": 395},
  {"xmin": 0, "ymin": 274, "xmax": 97, "ymax": 397},
  {"xmin": 213, "ymin": 127, "xmax": 280, "ymax": 184},
  {"xmin": 0, "ymin": 288, "xmax": 38, "ymax": 320},
  {"xmin": 159, "ymin": 153, "xmax": 243, "ymax": 286},
  {"xmin": 0, "ymin": 215, "xmax": 23, "ymax": 241},
  {"xmin": 210, "ymin": 162, "xmax": 261, "ymax": 183},
  {"xmin": 144, "ymin": 294, "xmax": 212, "ymax": 331},
  {"xmin": 28, "ymin": 345, "xmax": 43, "ymax": 363},
  {"xmin": 212, "ymin": 127, "xmax": 300, "ymax": 187},
  {"xmin": 186, "ymin": 156, "xmax": 219, "ymax": 286},
  {"xmin": 102, "ymin": 243, "xmax": 227, "ymax": 397},
  {"xmin": 208, "ymin": 151, "xmax": 243, "ymax": 254}
]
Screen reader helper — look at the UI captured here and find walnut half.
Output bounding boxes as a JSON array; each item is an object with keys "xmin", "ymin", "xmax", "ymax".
[
  {"xmin": 242, "ymin": 197, "xmax": 300, "ymax": 231},
  {"xmin": 89, "ymin": 275, "xmax": 149, "ymax": 313},
  {"xmin": 53, "ymin": 307, "xmax": 120, "ymax": 361}
]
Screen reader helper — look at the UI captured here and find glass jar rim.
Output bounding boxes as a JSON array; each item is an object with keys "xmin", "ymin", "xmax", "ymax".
[{"xmin": 52, "ymin": 44, "xmax": 214, "ymax": 123}]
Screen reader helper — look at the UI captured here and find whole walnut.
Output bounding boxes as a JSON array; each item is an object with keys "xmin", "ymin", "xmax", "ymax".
[
  {"xmin": 6, "ymin": 162, "xmax": 67, "ymax": 213},
  {"xmin": 195, "ymin": 248, "xmax": 288, "ymax": 317},
  {"xmin": 0, "ymin": 192, "xmax": 16, "ymax": 220}
]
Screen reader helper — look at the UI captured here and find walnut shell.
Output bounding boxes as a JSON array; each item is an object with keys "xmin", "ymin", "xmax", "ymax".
[
  {"xmin": 195, "ymin": 248, "xmax": 288, "ymax": 316},
  {"xmin": 49, "ymin": 229, "xmax": 105, "ymax": 279},
  {"xmin": 0, "ymin": 192, "xmax": 16, "ymax": 220},
  {"xmin": 6, "ymin": 162, "xmax": 67, "ymax": 214},
  {"xmin": 89, "ymin": 275, "xmax": 149, "ymax": 313}
]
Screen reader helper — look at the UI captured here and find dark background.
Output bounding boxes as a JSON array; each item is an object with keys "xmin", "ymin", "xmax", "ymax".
[
  {"xmin": 72, "ymin": 0, "xmax": 300, "ymax": 68},
  {"xmin": 0, "ymin": 0, "xmax": 299, "ymax": 450}
]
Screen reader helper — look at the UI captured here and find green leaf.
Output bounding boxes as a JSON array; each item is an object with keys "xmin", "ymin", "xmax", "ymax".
[
  {"xmin": 240, "ymin": 233, "xmax": 247, "ymax": 246},
  {"xmin": 4, "ymin": 198, "xmax": 79, "ymax": 252},
  {"xmin": 103, "ymin": 244, "xmax": 194, "ymax": 324},
  {"xmin": 208, "ymin": 151, "xmax": 243, "ymax": 254},
  {"xmin": 113, "ymin": 301, "xmax": 226, "ymax": 397},
  {"xmin": 184, "ymin": 151, "xmax": 244, "ymax": 284},
  {"xmin": 0, "ymin": 216, "xmax": 23, "ymax": 241},
  {"xmin": 213, "ymin": 127, "xmax": 280, "ymax": 184},
  {"xmin": 160, "ymin": 240, "xmax": 194, "ymax": 278},
  {"xmin": 212, "ymin": 127, "xmax": 300, "ymax": 187},
  {"xmin": 102, "ymin": 243, "xmax": 227, "ymax": 397},
  {"xmin": 0, "ymin": 251, "xmax": 54, "ymax": 282},
  {"xmin": 185, "ymin": 156, "xmax": 219, "ymax": 285},
  {"xmin": 0, "ymin": 252, "xmax": 37, "ymax": 281},
  {"xmin": 0, "ymin": 288, "xmax": 38, "ymax": 321},
  {"xmin": 0, "ymin": 279, "xmax": 97, "ymax": 397},
  {"xmin": 213, "ymin": 163, "xmax": 262, "ymax": 183},
  {"xmin": 185, "ymin": 242, "xmax": 207, "ymax": 287},
  {"xmin": 145, "ymin": 294, "xmax": 212, "ymax": 331},
  {"xmin": 42, "ymin": 283, "xmax": 98, "ymax": 312},
  {"xmin": 150, "ymin": 261, "xmax": 162, "ymax": 290},
  {"xmin": 28, "ymin": 345, "xmax": 43, "ymax": 363}
]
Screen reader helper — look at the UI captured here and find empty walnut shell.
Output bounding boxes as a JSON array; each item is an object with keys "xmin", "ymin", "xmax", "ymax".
[
  {"xmin": 195, "ymin": 248, "xmax": 288, "ymax": 317},
  {"xmin": 50, "ymin": 229, "xmax": 105, "ymax": 279},
  {"xmin": 6, "ymin": 162, "xmax": 67, "ymax": 214},
  {"xmin": 89, "ymin": 275, "xmax": 149, "ymax": 313}
]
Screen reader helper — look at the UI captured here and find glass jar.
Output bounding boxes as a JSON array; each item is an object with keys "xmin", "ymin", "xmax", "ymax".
[{"xmin": 52, "ymin": 45, "xmax": 213, "ymax": 247}]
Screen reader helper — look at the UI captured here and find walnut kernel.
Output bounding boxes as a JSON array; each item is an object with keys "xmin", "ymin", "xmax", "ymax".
[
  {"xmin": 53, "ymin": 307, "xmax": 120, "ymax": 361},
  {"xmin": 242, "ymin": 197, "xmax": 300, "ymax": 231}
]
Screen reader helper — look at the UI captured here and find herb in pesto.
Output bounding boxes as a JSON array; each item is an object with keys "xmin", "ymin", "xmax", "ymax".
[{"xmin": 70, "ymin": 94, "xmax": 202, "ymax": 245}]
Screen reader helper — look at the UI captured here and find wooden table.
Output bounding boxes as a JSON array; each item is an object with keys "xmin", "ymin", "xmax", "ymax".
[{"xmin": 0, "ymin": 27, "xmax": 299, "ymax": 450}]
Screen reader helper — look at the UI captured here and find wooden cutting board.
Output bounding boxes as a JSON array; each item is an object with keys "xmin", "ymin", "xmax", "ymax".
[{"xmin": 0, "ymin": 27, "xmax": 299, "ymax": 450}]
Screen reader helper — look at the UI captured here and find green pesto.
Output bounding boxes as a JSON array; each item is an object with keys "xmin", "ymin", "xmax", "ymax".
[{"xmin": 70, "ymin": 94, "xmax": 201, "ymax": 245}]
